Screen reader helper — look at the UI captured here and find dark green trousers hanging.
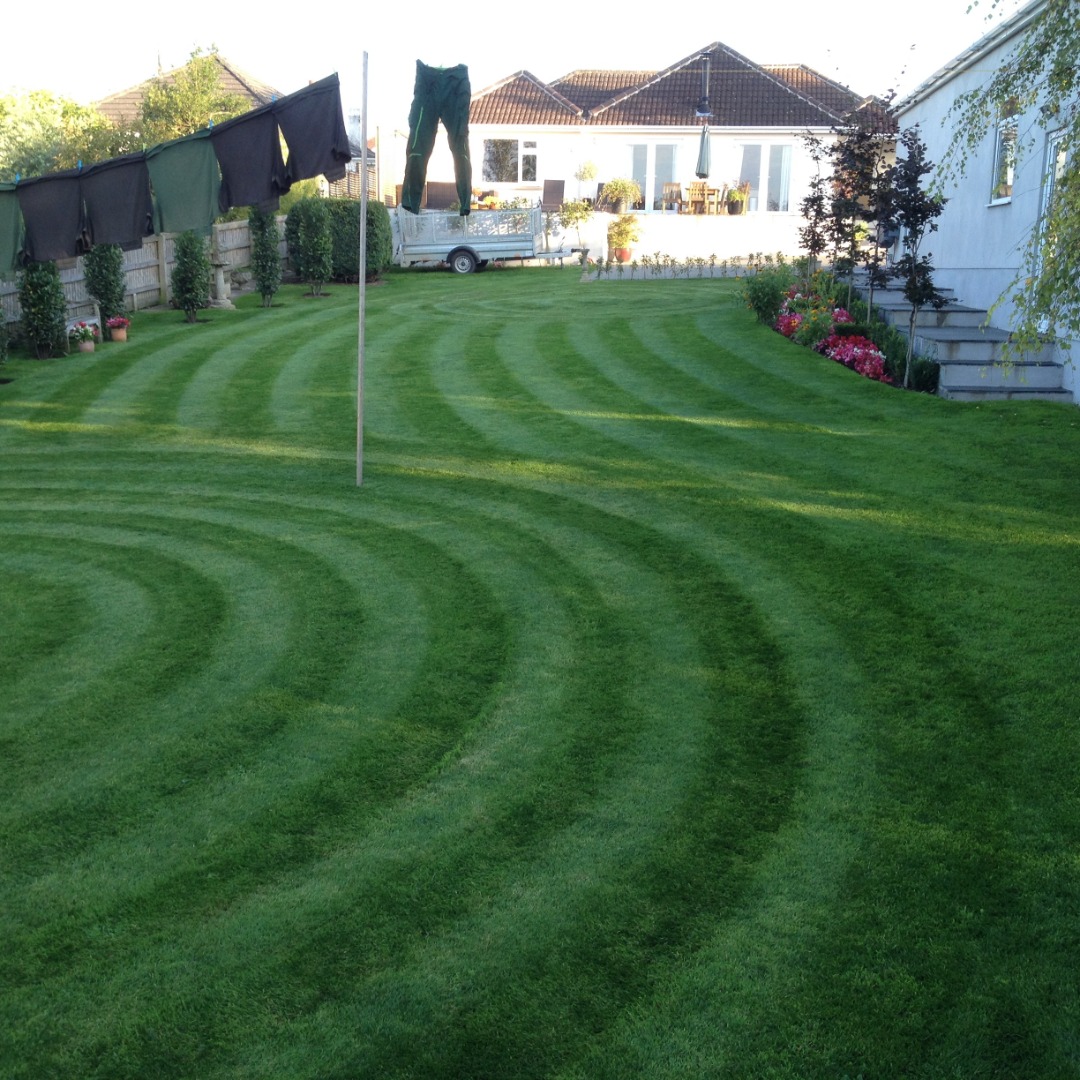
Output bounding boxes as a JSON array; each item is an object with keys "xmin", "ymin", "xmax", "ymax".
[{"xmin": 401, "ymin": 61, "xmax": 472, "ymax": 215}]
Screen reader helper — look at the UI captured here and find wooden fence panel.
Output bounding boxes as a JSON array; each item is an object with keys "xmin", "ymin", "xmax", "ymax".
[{"xmin": 0, "ymin": 219, "xmax": 277, "ymax": 324}]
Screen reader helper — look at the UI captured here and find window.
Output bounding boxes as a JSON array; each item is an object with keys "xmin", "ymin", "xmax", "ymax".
[
  {"xmin": 767, "ymin": 145, "xmax": 791, "ymax": 212},
  {"xmin": 522, "ymin": 141, "xmax": 537, "ymax": 182},
  {"xmin": 990, "ymin": 118, "xmax": 1018, "ymax": 202},
  {"xmin": 482, "ymin": 139, "xmax": 537, "ymax": 183},
  {"xmin": 739, "ymin": 145, "xmax": 761, "ymax": 210},
  {"xmin": 739, "ymin": 144, "xmax": 792, "ymax": 212}
]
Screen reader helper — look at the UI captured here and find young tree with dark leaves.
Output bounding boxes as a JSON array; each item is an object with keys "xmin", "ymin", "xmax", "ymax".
[
  {"xmin": 799, "ymin": 135, "xmax": 831, "ymax": 280},
  {"xmin": 890, "ymin": 128, "xmax": 948, "ymax": 388}
]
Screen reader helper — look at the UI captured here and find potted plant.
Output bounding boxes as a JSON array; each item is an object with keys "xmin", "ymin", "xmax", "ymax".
[
  {"xmin": 574, "ymin": 160, "xmax": 597, "ymax": 201},
  {"xmin": 600, "ymin": 178, "xmax": 642, "ymax": 213},
  {"xmin": 607, "ymin": 213, "xmax": 640, "ymax": 263},
  {"xmin": 106, "ymin": 315, "xmax": 131, "ymax": 342},
  {"xmin": 69, "ymin": 321, "xmax": 100, "ymax": 353},
  {"xmin": 727, "ymin": 183, "xmax": 749, "ymax": 215}
]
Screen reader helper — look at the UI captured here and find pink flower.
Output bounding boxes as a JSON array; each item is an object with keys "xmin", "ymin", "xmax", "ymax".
[{"xmin": 775, "ymin": 312, "xmax": 803, "ymax": 338}]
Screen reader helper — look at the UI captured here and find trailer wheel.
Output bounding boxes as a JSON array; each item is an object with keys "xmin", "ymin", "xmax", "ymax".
[{"xmin": 449, "ymin": 249, "xmax": 477, "ymax": 274}]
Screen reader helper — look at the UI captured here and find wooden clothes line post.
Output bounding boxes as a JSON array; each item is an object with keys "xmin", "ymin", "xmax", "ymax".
[{"xmin": 356, "ymin": 52, "xmax": 368, "ymax": 487}]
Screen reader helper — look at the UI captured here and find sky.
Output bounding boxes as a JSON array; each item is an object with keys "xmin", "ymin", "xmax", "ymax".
[{"xmin": 4, "ymin": 0, "xmax": 1027, "ymax": 134}]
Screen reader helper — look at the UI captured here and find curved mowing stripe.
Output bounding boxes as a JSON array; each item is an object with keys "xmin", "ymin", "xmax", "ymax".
[{"xmin": 1, "ymin": 276, "xmax": 1078, "ymax": 1079}]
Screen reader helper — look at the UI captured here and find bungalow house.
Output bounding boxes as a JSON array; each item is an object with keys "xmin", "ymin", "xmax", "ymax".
[
  {"xmin": 413, "ymin": 44, "xmax": 877, "ymax": 257},
  {"xmin": 895, "ymin": 0, "xmax": 1078, "ymax": 402}
]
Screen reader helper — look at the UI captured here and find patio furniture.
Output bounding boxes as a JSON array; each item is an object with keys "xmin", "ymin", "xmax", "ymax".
[
  {"xmin": 705, "ymin": 185, "xmax": 727, "ymax": 214},
  {"xmin": 684, "ymin": 181, "xmax": 707, "ymax": 214},
  {"xmin": 541, "ymin": 179, "xmax": 565, "ymax": 211},
  {"xmin": 425, "ymin": 181, "xmax": 458, "ymax": 210},
  {"xmin": 661, "ymin": 182, "xmax": 684, "ymax": 212}
]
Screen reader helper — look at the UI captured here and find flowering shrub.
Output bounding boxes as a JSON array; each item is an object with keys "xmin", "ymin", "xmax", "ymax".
[
  {"xmin": 772, "ymin": 275, "xmax": 894, "ymax": 385},
  {"xmin": 106, "ymin": 315, "xmax": 130, "ymax": 329},
  {"xmin": 775, "ymin": 283, "xmax": 852, "ymax": 347},
  {"xmin": 816, "ymin": 333, "xmax": 892, "ymax": 383},
  {"xmin": 68, "ymin": 321, "xmax": 100, "ymax": 343},
  {"xmin": 792, "ymin": 306, "xmax": 837, "ymax": 348},
  {"xmin": 776, "ymin": 312, "xmax": 802, "ymax": 338}
]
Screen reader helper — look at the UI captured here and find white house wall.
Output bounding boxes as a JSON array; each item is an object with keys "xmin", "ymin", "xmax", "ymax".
[
  {"xmin": 411, "ymin": 123, "xmax": 835, "ymax": 258},
  {"xmin": 897, "ymin": 9, "xmax": 1077, "ymax": 397}
]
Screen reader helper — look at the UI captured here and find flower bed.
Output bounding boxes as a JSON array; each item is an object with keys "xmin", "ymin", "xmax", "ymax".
[{"xmin": 773, "ymin": 281, "xmax": 890, "ymax": 385}]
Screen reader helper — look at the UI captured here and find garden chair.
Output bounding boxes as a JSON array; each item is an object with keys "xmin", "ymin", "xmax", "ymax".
[
  {"xmin": 425, "ymin": 181, "xmax": 458, "ymax": 210},
  {"xmin": 541, "ymin": 179, "xmax": 565, "ymax": 211},
  {"xmin": 661, "ymin": 182, "xmax": 684, "ymax": 212},
  {"xmin": 705, "ymin": 185, "xmax": 726, "ymax": 214},
  {"xmin": 684, "ymin": 181, "xmax": 706, "ymax": 214}
]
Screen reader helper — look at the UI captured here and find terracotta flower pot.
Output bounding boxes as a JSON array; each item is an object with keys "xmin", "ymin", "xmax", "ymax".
[
  {"xmin": 111, "ymin": 327, "xmax": 128, "ymax": 342},
  {"xmin": 77, "ymin": 340, "xmax": 95, "ymax": 353}
]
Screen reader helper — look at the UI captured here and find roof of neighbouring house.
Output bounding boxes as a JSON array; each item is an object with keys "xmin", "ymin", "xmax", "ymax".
[
  {"xmin": 470, "ymin": 71, "xmax": 584, "ymax": 125},
  {"xmin": 94, "ymin": 54, "xmax": 282, "ymax": 127},
  {"xmin": 471, "ymin": 44, "xmax": 871, "ymax": 128}
]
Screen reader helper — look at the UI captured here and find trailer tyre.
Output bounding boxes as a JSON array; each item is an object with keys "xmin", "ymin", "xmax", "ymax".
[{"xmin": 449, "ymin": 249, "xmax": 477, "ymax": 274}]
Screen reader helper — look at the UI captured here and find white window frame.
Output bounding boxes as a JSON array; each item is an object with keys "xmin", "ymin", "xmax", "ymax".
[
  {"xmin": 482, "ymin": 138, "xmax": 538, "ymax": 184},
  {"xmin": 989, "ymin": 116, "xmax": 1018, "ymax": 205},
  {"xmin": 738, "ymin": 143, "xmax": 793, "ymax": 212}
]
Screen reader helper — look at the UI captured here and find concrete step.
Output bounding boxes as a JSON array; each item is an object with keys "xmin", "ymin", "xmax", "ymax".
[
  {"xmin": 872, "ymin": 298, "xmax": 990, "ymax": 330},
  {"xmin": 912, "ymin": 326, "xmax": 1058, "ymax": 365},
  {"xmin": 938, "ymin": 383, "xmax": 1074, "ymax": 402},
  {"xmin": 852, "ymin": 278, "xmax": 1068, "ymax": 404},
  {"xmin": 937, "ymin": 356, "xmax": 1065, "ymax": 389}
]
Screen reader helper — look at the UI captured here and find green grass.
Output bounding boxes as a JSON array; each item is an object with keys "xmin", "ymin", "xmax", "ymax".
[{"xmin": 2, "ymin": 270, "xmax": 1079, "ymax": 1079}]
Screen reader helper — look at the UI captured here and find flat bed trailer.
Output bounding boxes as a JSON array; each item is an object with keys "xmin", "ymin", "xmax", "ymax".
[{"xmin": 395, "ymin": 206, "xmax": 569, "ymax": 272}]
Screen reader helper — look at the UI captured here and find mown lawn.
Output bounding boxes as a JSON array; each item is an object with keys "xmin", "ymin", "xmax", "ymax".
[{"xmin": 2, "ymin": 269, "xmax": 1078, "ymax": 1079}]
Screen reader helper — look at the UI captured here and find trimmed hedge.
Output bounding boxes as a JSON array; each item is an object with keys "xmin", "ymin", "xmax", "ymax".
[
  {"xmin": 286, "ymin": 197, "xmax": 393, "ymax": 284},
  {"xmin": 17, "ymin": 261, "xmax": 68, "ymax": 358}
]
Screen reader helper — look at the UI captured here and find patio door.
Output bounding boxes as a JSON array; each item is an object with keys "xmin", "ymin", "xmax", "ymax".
[
  {"xmin": 631, "ymin": 145, "xmax": 647, "ymax": 209},
  {"xmin": 629, "ymin": 144, "xmax": 677, "ymax": 210}
]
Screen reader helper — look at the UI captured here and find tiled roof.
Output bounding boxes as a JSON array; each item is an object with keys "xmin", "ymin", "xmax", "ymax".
[
  {"xmin": 471, "ymin": 71, "xmax": 583, "ymax": 125},
  {"xmin": 95, "ymin": 55, "xmax": 282, "ymax": 127},
  {"xmin": 548, "ymin": 70, "xmax": 657, "ymax": 114},
  {"xmin": 472, "ymin": 44, "xmax": 869, "ymax": 128},
  {"xmin": 761, "ymin": 65, "xmax": 863, "ymax": 119}
]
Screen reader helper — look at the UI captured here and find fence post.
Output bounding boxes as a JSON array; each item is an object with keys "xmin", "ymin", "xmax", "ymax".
[{"xmin": 157, "ymin": 233, "xmax": 171, "ymax": 307}]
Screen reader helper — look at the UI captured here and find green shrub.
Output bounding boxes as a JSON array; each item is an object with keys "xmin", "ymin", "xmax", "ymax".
[
  {"xmin": 83, "ymin": 244, "xmax": 127, "ymax": 332},
  {"xmin": 171, "ymin": 230, "xmax": 212, "ymax": 323},
  {"xmin": 325, "ymin": 199, "xmax": 362, "ymax": 281},
  {"xmin": 365, "ymin": 200, "xmax": 393, "ymax": 280},
  {"xmin": 288, "ymin": 197, "xmax": 392, "ymax": 286},
  {"xmin": 743, "ymin": 265, "xmax": 796, "ymax": 325},
  {"xmin": 249, "ymin": 207, "xmax": 282, "ymax": 307},
  {"xmin": 792, "ymin": 305, "xmax": 837, "ymax": 349},
  {"xmin": 285, "ymin": 197, "xmax": 332, "ymax": 295},
  {"xmin": 833, "ymin": 322, "xmax": 873, "ymax": 338},
  {"xmin": 0, "ymin": 320, "xmax": 8, "ymax": 364},
  {"xmin": 18, "ymin": 260, "xmax": 68, "ymax": 358},
  {"xmin": 322, "ymin": 198, "xmax": 393, "ymax": 282}
]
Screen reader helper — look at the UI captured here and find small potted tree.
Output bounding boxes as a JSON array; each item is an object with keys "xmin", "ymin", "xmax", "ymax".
[
  {"xmin": 558, "ymin": 199, "xmax": 594, "ymax": 256},
  {"xmin": 607, "ymin": 213, "xmax": 640, "ymax": 263},
  {"xmin": 575, "ymin": 160, "xmax": 597, "ymax": 201},
  {"xmin": 727, "ymin": 183, "xmax": 749, "ymax": 215},
  {"xmin": 600, "ymin": 178, "xmax": 642, "ymax": 213}
]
